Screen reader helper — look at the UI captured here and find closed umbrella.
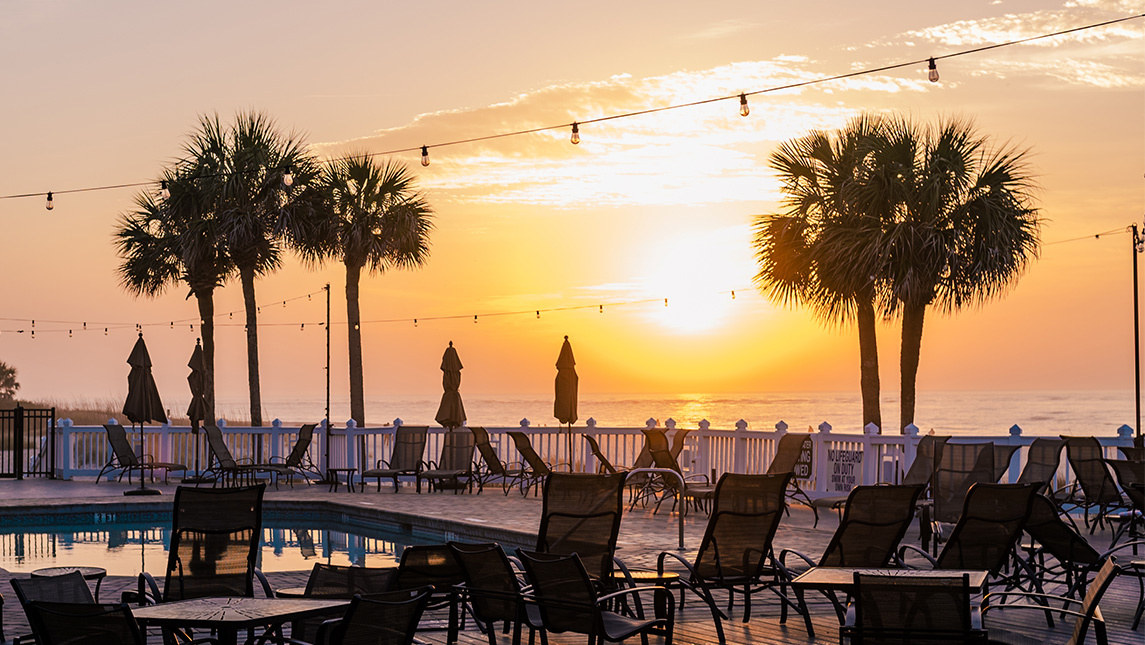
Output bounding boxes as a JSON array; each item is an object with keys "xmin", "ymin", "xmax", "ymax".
[
  {"xmin": 434, "ymin": 341, "xmax": 466, "ymax": 430},
  {"xmin": 184, "ymin": 339, "xmax": 209, "ymax": 482},
  {"xmin": 122, "ymin": 332, "xmax": 167, "ymax": 496},
  {"xmin": 554, "ymin": 335, "xmax": 578, "ymax": 468}
]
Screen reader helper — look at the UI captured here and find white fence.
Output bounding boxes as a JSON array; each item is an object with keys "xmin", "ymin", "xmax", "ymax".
[{"xmin": 53, "ymin": 416, "xmax": 1136, "ymax": 497}]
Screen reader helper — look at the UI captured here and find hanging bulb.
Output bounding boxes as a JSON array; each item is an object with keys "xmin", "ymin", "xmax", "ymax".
[
  {"xmin": 739, "ymin": 93, "xmax": 750, "ymax": 117},
  {"xmin": 282, "ymin": 301, "xmax": 286, "ymax": 308},
  {"xmin": 665, "ymin": 298, "xmax": 669, "ymax": 307},
  {"xmin": 421, "ymin": 146, "xmax": 430, "ymax": 167},
  {"xmin": 45, "ymin": 192, "xmax": 54, "ymax": 211},
  {"xmin": 104, "ymin": 328, "xmax": 108, "ymax": 336},
  {"xmin": 474, "ymin": 315, "xmax": 477, "ymax": 323},
  {"xmin": 300, "ymin": 323, "xmax": 304, "ymax": 331},
  {"xmin": 170, "ymin": 322, "xmax": 174, "ymax": 329},
  {"xmin": 570, "ymin": 122, "xmax": 580, "ymax": 145},
  {"xmin": 354, "ymin": 324, "xmax": 360, "ymax": 330},
  {"xmin": 927, "ymin": 58, "xmax": 939, "ymax": 83},
  {"xmin": 536, "ymin": 311, "xmax": 541, "ymax": 319},
  {"xmin": 83, "ymin": 322, "xmax": 87, "ymax": 330},
  {"xmin": 731, "ymin": 290, "xmax": 736, "ymax": 299},
  {"xmin": 599, "ymin": 305, "xmax": 603, "ymax": 313},
  {"xmin": 282, "ymin": 165, "xmax": 294, "ymax": 188},
  {"xmin": 414, "ymin": 319, "xmax": 418, "ymax": 328},
  {"xmin": 31, "ymin": 330, "xmax": 34, "ymax": 339},
  {"xmin": 229, "ymin": 312, "xmax": 233, "ymax": 319},
  {"xmin": 160, "ymin": 180, "xmax": 170, "ymax": 200},
  {"xmin": 68, "ymin": 330, "xmax": 72, "ymax": 338}
]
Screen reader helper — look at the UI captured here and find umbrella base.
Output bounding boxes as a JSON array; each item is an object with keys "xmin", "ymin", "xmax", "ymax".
[
  {"xmin": 181, "ymin": 475, "xmax": 213, "ymax": 485},
  {"xmin": 124, "ymin": 487, "xmax": 162, "ymax": 496}
]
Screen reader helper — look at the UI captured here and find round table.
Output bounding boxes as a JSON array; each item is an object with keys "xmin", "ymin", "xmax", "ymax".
[
  {"xmin": 31, "ymin": 566, "xmax": 107, "ymax": 601},
  {"xmin": 276, "ymin": 587, "xmax": 309, "ymax": 598}
]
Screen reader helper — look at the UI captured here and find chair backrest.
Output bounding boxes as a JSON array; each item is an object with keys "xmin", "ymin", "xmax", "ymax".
[
  {"xmin": 933, "ymin": 442, "xmax": 995, "ymax": 524},
  {"xmin": 203, "ymin": 424, "xmax": 238, "ymax": 469},
  {"xmin": 819, "ymin": 484, "xmax": 924, "ymax": 567},
  {"xmin": 392, "ymin": 544, "xmax": 465, "ymax": 592},
  {"xmin": 436, "ymin": 429, "xmax": 476, "ymax": 471},
  {"xmin": 669, "ymin": 427, "xmax": 692, "ymax": 460},
  {"xmin": 1023, "ymin": 493, "xmax": 1101, "ymax": 567},
  {"xmin": 448, "ymin": 542, "xmax": 523, "ymax": 625},
  {"xmin": 1062, "ymin": 436, "xmax": 1121, "ymax": 504},
  {"xmin": 850, "ymin": 572, "xmax": 984, "ymax": 643},
  {"xmin": 936, "ymin": 482, "xmax": 1038, "ymax": 574},
  {"xmin": 1119, "ymin": 446, "xmax": 1144, "ymax": 462},
  {"xmin": 902, "ymin": 435, "xmax": 949, "ymax": 488},
  {"xmin": 693, "ymin": 473, "xmax": 789, "ymax": 581},
  {"xmin": 1106, "ymin": 459, "xmax": 1145, "ymax": 513},
  {"xmin": 992, "ymin": 444, "xmax": 1021, "ymax": 482},
  {"xmin": 25, "ymin": 601, "xmax": 145, "ymax": 645},
  {"xmin": 164, "ymin": 484, "xmax": 265, "ymax": 600},
  {"xmin": 507, "ymin": 431, "xmax": 550, "ymax": 474},
  {"xmin": 11, "ymin": 571, "xmax": 95, "ymax": 607},
  {"xmin": 470, "ymin": 426, "xmax": 506, "ymax": 476},
  {"xmin": 1017, "ymin": 437, "xmax": 1065, "ymax": 490},
  {"xmin": 102, "ymin": 423, "xmax": 139, "ymax": 466},
  {"xmin": 321, "ymin": 587, "xmax": 433, "ymax": 645},
  {"xmin": 537, "ymin": 472, "xmax": 626, "ymax": 579},
  {"xmin": 389, "ymin": 425, "xmax": 429, "ymax": 470},
  {"xmin": 293, "ymin": 563, "xmax": 397, "ymax": 643},
  {"xmin": 765, "ymin": 433, "xmax": 810, "ymax": 475},
  {"xmin": 283, "ymin": 423, "xmax": 317, "ymax": 468},
  {"xmin": 632, "ymin": 431, "xmax": 654, "ymax": 469},
  {"xmin": 641, "ymin": 428, "xmax": 679, "ymax": 474},
  {"xmin": 1070, "ymin": 557, "xmax": 1123, "ymax": 645},
  {"xmin": 583, "ymin": 435, "xmax": 617, "ymax": 475},
  {"xmin": 517, "ymin": 550, "xmax": 599, "ymax": 635}
]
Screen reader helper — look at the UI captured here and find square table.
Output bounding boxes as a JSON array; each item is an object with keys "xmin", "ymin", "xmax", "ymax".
[
  {"xmin": 133, "ymin": 597, "xmax": 349, "ymax": 645},
  {"xmin": 791, "ymin": 567, "xmax": 989, "ymax": 594}
]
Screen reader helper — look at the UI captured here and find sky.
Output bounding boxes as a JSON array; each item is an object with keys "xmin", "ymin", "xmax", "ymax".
[{"xmin": 0, "ymin": 0, "xmax": 1142, "ymax": 422}]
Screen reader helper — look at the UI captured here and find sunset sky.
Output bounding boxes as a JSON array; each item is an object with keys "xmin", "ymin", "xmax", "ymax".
[{"xmin": 0, "ymin": 1, "xmax": 1142, "ymax": 424}]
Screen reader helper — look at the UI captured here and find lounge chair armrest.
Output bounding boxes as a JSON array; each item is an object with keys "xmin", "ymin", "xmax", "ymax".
[
  {"xmin": 657, "ymin": 550, "xmax": 696, "ymax": 577},
  {"xmin": 266, "ymin": 456, "xmax": 287, "ymax": 465},
  {"xmin": 683, "ymin": 473, "xmax": 709, "ymax": 484},
  {"xmin": 375, "ymin": 458, "xmax": 392, "ymax": 469},
  {"xmin": 138, "ymin": 572, "xmax": 161, "ymax": 605},
  {"xmin": 314, "ymin": 617, "xmax": 343, "ymax": 645},
  {"xmin": 596, "ymin": 585, "xmax": 675, "ymax": 620},
  {"xmin": 255, "ymin": 568, "xmax": 274, "ymax": 597},
  {"xmin": 896, "ymin": 544, "xmax": 938, "ymax": 568},
  {"xmin": 981, "ymin": 603, "xmax": 1092, "ymax": 622},
  {"xmin": 1101, "ymin": 539, "xmax": 1145, "ymax": 558},
  {"xmin": 778, "ymin": 548, "xmax": 816, "ymax": 572},
  {"xmin": 982, "ymin": 590, "xmax": 1084, "ymax": 609},
  {"xmin": 425, "ymin": 460, "xmax": 440, "ymax": 470}
]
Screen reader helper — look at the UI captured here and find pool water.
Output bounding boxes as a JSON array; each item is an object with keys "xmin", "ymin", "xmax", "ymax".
[{"xmin": 0, "ymin": 508, "xmax": 454, "ymax": 576}]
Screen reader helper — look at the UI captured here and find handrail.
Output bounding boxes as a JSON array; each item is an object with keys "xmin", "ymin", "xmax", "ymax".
[{"xmin": 625, "ymin": 467, "xmax": 687, "ymax": 550}]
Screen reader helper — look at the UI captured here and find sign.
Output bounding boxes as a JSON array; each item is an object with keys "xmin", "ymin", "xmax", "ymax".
[
  {"xmin": 827, "ymin": 447, "xmax": 864, "ymax": 492},
  {"xmin": 792, "ymin": 436, "xmax": 813, "ymax": 479}
]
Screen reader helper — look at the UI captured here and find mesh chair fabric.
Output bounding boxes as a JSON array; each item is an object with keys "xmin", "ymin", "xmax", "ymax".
[
  {"xmin": 1062, "ymin": 437, "xmax": 1122, "ymax": 505},
  {"xmin": 26, "ymin": 601, "xmax": 145, "ymax": 645},
  {"xmin": 903, "ymin": 435, "xmax": 949, "ymax": 488},
  {"xmin": 292, "ymin": 563, "xmax": 395, "ymax": 643},
  {"xmin": 537, "ymin": 472, "xmax": 626, "ymax": 579},
  {"xmin": 163, "ymin": 484, "xmax": 264, "ymax": 601},
  {"xmin": 11, "ymin": 571, "xmax": 95, "ymax": 606},
  {"xmin": 851, "ymin": 572, "xmax": 983, "ymax": 644},
  {"xmin": 449, "ymin": 542, "xmax": 525, "ymax": 626},
  {"xmin": 325, "ymin": 588, "xmax": 432, "ymax": 645},
  {"xmin": 819, "ymin": 484, "xmax": 924, "ymax": 568},
  {"xmin": 1016, "ymin": 438, "xmax": 1065, "ymax": 490},
  {"xmin": 992, "ymin": 444, "xmax": 1021, "ymax": 482},
  {"xmin": 692, "ymin": 473, "xmax": 788, "ymax": 581},
  {"xmin": 932, "ymin": 443, "xmax": 995, "ymax": 524},
  {"xmin": 936, "ymin": 483, "xmax": 1037, "ymax": 574}
]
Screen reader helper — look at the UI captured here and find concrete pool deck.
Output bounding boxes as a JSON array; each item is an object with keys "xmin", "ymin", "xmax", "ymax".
[{"xmin": 0, "ymin": 476, "xmax": 1141, "ymax": 644}]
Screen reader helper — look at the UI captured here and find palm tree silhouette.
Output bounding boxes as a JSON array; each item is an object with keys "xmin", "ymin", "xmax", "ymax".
[
  {"xmin": 299, "ymin": 155, "xmax": 434, "ymax": 427},
  {"xmin": 115, "ymin": 168, "xmax": 231, "ymax": 423}
]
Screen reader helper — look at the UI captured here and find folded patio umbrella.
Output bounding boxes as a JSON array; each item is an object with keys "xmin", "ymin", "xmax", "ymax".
[
  {"xmin": 185, "ymin": 339, "xmax": 209, "ymax": 481},
  {"xmin": 122, "ymin": 332, "xmax": 167, "ymax": 496},
  {"xmin": 554, "ymin": 336, "xmax": 578, "ymax": 466},
  {"xmin": 434, "ymin": 341, "xmax": 466, "ymax": 430}
]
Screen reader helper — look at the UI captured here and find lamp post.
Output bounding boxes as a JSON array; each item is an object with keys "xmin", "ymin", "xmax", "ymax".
[{"xmin": 1133, "ymin": 223, "xmax": 1143, "ymax": 442}]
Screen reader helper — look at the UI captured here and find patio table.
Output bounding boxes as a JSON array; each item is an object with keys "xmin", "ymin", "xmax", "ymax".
[
  {"xmin": 132, "ymin": 596, "xmax": 348, "ymax": 645},
  {"xmin": 791, "ymin": 567, "xmax": 989, "ymax": 594}
]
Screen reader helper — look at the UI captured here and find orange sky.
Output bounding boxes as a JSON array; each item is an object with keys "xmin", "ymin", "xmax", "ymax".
[{"xmin": 0, "ymin": 1, "xmax": 1142, "ymax": 420}]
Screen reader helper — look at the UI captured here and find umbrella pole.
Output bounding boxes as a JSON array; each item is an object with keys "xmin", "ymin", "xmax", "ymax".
[
  {"xmin": 182, "ymin": 423, "xmax": 210, "ymax": 485},
  {"xmin": 124, "ymin": 422, "xmax": 161, "ymax": 496}
]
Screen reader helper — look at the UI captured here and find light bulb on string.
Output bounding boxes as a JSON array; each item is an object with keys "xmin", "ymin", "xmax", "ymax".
[
  {"xmin": 45, "ymin": 192, "xmax": 53, "ymax": 211},
  {"xmin": 927, "ymin": 58, "xmax": 940, "ymax": 83},
  {"xmin": 104, "ymin": 328, "xmax": 108, "ymax": 336},
  {"xmin": 474, "ymin": 315, "xmax": 477, "ymax": 324},
  {"xmin": 421, "ymin": 146, "xmax": 430, "ymax": 167},
  {"xmin": 68, "ymin": 330, "xmax": 72, "ymax": 338},
  {"xmin": 731, "ymin": 290, "xmax": 736, "ymax": 299},
  {"xmin": 739, "ymin": 93, "xmax": 750, "ymax": 117},
  {"xmin": 599, "ymin": 305, "xmax": 603, "ymax": 313},
  {"xmin": 570, "ymin": 122, "xmax": 580, "ymax": 145},
  {"xmin": 664, "ymin": 298, "xmax": 669, "ymax": 307},
  {"xmin": 160, "ymin": 180, "xmax": 170, "ymax": 200},
  {"xmin": 414, "ymin": 319, "xmax": 418, "ymax": 328},
  {"xmin": 282, "ymin": 165, "xmax": 294, "ymax": 188},
  {"xmin": 536, "ymin": 311, "xmax": 540, "ymax": 319}
]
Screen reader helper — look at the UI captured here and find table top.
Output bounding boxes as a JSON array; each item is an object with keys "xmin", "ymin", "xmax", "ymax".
[
  {"xmin": 791, "ymin": 567, "xmax": 989, "ymax": 590},
  {"xmin": 133, "ymin": 597, "xmax": 348, "ymax": 629},
  {"xmin": 31, "ymin": 566, "xmax": 106, "ymax": 579},
  {"xmin": 275, "ymin": 587, "xmax": 308, "ymax": 598},
  {"xmin": 609, "ymin": 569, "xmax": 681, "ymax": 582}
]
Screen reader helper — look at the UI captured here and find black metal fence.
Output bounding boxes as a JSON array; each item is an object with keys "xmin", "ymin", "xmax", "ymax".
[{"xmin": 0, "ymin": 406, "xmax": 56, "ymax": 479}]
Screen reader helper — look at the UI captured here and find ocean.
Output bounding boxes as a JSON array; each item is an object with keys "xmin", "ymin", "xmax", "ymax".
[{"xmin": 218, "ymin": 390, "xmax": 1139, "ymax": 437}]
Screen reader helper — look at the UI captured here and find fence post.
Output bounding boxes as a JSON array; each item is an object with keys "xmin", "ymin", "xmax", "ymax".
[
  {"xmin": 901, "ymin": 424, "xmax": 919, "ymax": 483},
  {"xmin": 57, "ymin": 418, "xmax": 73, "ymax": 480},
  {"xmin": 734, "ymin": 420, "xmax": 750, "ymax": 474},
  {"xmin": 697, "ymin": 419, "xmax": 711, "ymax": 479},
  {"xmin": 863, "ymin": 422, "xmax": 880, "ymax": 485},
  {"xmin": 270, "ymin": 419, "xmax": 283, "ymax": 463},
  {"xmin": 345, "ymin": 419, "xmax": 357, "ymax": 470},
  {"xmin": 815, "ymin": 422, "xmax": 831, "ymax": 493},
  {"xmin": 1006, "ymin": 424, "xmax": 1024, "ymax": 483},
  {"xmin": 585, "ymin": 418, "xmax": 597, "ymax": 472}
]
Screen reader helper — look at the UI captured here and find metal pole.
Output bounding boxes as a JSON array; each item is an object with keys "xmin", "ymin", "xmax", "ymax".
[
  {"xmin": 1133, "ymin": 224, "xmax": 1142, "ymax": 442},
  {"xmin": 325, "ymin": 283, "xmax": 332, "ymax": 474}
]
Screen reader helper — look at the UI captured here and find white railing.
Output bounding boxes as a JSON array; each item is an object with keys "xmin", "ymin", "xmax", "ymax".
[{"xmin": 54, "ymin": 417, "xmax": 1136, "ymax": 496}]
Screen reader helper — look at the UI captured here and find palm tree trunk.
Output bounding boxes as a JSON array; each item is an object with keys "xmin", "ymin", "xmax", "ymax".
[
  {"xmin": 346, "ymin": 261, "xmax": 365, "ymax": 427},
  {"xmin": 240, "ymin": 266, "xmax": 263, "ymax": 427},
  {"xmin": 857, "ymin": 296, "xmax": 882, "ymax": 431},
  {"xmin": 899, "ymin": 303, "xmax": 927, "ymax": 433},
  {"xmin": 195, "ymin": 287, "xmax": 216, "ymax": 424}
]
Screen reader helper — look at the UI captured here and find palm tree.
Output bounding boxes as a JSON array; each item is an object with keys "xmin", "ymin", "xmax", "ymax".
[
  {"xmin": 181, "ymin": 112, "xmax": 318, "ymax": 426},
  {"xmin": 753, "ymin": 115, "xmax": 888, "ymax": 430},
  {"xmin": 301, "ymin": 155, "xmax": 434, "ymax": 427},
  {"xmin": 115, "ymin": 168, "xmax": 231, "ymax": 422},
  {"xmin": 863, "ymin": 116, "xmax": 1040, "ymax": 431}
]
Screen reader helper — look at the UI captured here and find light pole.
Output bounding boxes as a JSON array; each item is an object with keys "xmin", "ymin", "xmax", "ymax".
[{"xmin": 1133, "ymin": 223, "xmax": 1143, "ymax": 442}]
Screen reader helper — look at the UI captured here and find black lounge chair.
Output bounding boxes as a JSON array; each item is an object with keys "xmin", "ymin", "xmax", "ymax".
[
  {"xmin": 1016, "ymin": 437, "xmax": 1065, "ymax": 492},
  {"xmin": 842, "ymin": 571, "xmax": 988, "ymax": 644},
  {"xmin": 392, "ymin": 544, "xmax": 466, "ymax": 633},
  {"xmin": 96, "ymin": 423, "xmax": 187, "ymax": 484},
  {"xmin": 584, "ymin": 434, "xmax": 622, "ymax": 475},
  {"xmin": 291, "ymin": 563, "xmax": 396, "ymax": 643},
  {"xmin": 362, "ymin": 425, "xmax": 429, "ymax": 493},
  {"xmin": 992, "ymin": 443, "xmax": 1022, "ymax": 482},
  {"xmin": 26, "ymin": 601, "xmax": 219, "ymax": 645},
  {"xmin": 778, "ymin": 484, "xmax": 925, "ymax": 625},
  {"xmin": 10, "ymin": 571, "xmax": 94, "ymax": 645},
  {"xmin": 252, "ymin": 422, "xmax": 321, "ymax": 489},
  {"xmin": 314, "ymin": 587, "xmax": 433, "ymax": 645},
  {"xmin": 448, "ymin": 542, "xmax": 542, "ymax": 645},
  {"xmin": 471, "ymin": 426, "xmax": 522, "ymax": 494},
  {"xmin": 928, "ymin": 442, "xmax": 996, "ymax": 552},
  {"xmin": 536, "ymin": 472, "xmax": 627, "ymax": 580},
  {"xmin": 642, "ymin": 428, "xmax": 715, "ymax": 514},
  {"xmin": 656, "ymin": 472, "xmax": 799, "ymax": 644},
  {"xmin": 518, "ymin": 550, "xmax": 675, "ymax": 645},
  {"xmin": 625, "ymin": 429, "xmax": 663, "ymax": 509},
  {"xmin": 200, "ymin": 424, "xmax": 258, "ymax": 487},
  {"xmin": 506, "ymin": 431, "xmax": 563, "ymax": 497},
  {"xmin": 1060, "ymin": 436, "xmax": 1125, "ymax": 532},
  {"xmin": 1119, "ymin": 445, "xmax": 1145, "ymax": 462},
  {"xmin": 669, "ymin": 427, "xmax": 692, "ymax": 460},
  {"xmin": 418, "ymin": 429, "xmax": 476, "ymax": 494},
  {"xmin": 765, "ymin": 433, "xmax": 819, "ymax": 526},
  {"xmin": 1106, "ymin": 458, "xmax": 1145, "ymax": 547}
]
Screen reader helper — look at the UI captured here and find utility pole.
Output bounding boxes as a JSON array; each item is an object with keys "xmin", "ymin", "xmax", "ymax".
[
  {"xmin": 1133, "ymin": 224, "xmax": 1143, "ymax": 442},
  {"xmin": 324, "ymin": 283, "xmax": 332, "ymax": 474}
]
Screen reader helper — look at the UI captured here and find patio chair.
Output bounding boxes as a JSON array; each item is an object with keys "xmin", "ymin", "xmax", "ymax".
[
  {"xmin": 765, "ymin": 432, "xmax": 819, "ymax": 525},
  {"xmin": 10, "ymin": 571, "xmax": 94, "ymax": 645},
  {"xmin": 506, "ymin": 431, "xmax": 562, "ymax": 497},
  {"xmin": 96, "ymin": 423, "xmax": 187, "ymax": 485},
  {"xmin": 928, "ymin": 442, "xmax": 995, "ymax": 552},
  {"xmin": 643, "ymin": 428, "xmax": 715, "ymax": 514},
  {"xmin": 448, "ymin": 542, "xmax": 542, "ymax": 645},
  {"xmin": 1016, "ymin": 437, "xmax": 1066, "ymax": 493},
  {"xmin": 138, "ymin": 484, "xmax": 272, "ymax": 604},
  {"xmin": 200, "ymin": 424, "xmax": 258, "ymax": 487},
  {"xmin": 669, "ymin": 427, "xmax": 692, "ymax": 460},
  {"xmin": 1106, "ymin": 458, "xmax": 1145, "ymax": 547},
  {"xmin": 536, "ymin": 472, "xmax": 627, "ymax": 580},
  {"xmin": 362, "ymin": 425, "xmax": 429, "ymax": 493},
  {"xmin": 471, "ymin": 426, "xmax": 523, "ymax": 494},
  {"xmin": 417, "ymin": 429, "xmax": 476, "ymax": 494},
  {"xmin": 252, "ymin": 423, "xmax": 321, "ymax": 489},
  {"xmin": 290, "ymin": 563, "xmax": 396, "ymax": 643},
  {"xmin": 656, "ymin": 473, "xmax": 799, "ymax": 644},
  {"xmin": 1119, "ymin": 445, "xmax": 1144, "ymax": 461},
  {"xmin": 25, "ymin": 601, "xmax": 219, "ymax": 645},
  {"xmin": 314, "ymin": 587, "xmax": 433, "ymax": 645},
  {"xmin": 1060, "ymin": 436, "xmax": 1125, "ymax": 532},
  {"xmin": 777, "ymin": 484, "xmax": 925, "ymax": 625},
  {"xmin": 518, "ymin": 550, "xmax": 675, "ymax": 645},
  {"xmin": 812, "ymin": 434, "xmax": 946, "ymax": 520},
  {"xmin": 992, "ymin": 443, "xmax": 1022, "ymax": 482},
  {"xmin": 982, "ymin": 557, "xmax": 1124, "ymax": 645},
  {"xmin": 841, "ymin": 571, "xmax": 987, "ymax": 644},
  {"xmin": 625, "ymin": 429, "xmax": 664, "ymax": 509},
  {"xmin": 391, "ymin": 544, "xmax": 466, "ymax": 633},
  {"xmin": 584, "ymin": 434, "xmax": 622, "ymax": 475}
]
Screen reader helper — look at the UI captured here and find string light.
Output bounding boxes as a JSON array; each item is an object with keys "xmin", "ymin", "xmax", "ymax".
[
  {"xmin": 282, "ymin": 166, "xmax": 294, "ymax": 188},
  {"xmin": 536, "ymin": 310, "xmax": 541, "ymax": 319},
  {"xmin": 928, "ymin": 57, "xmax": 940, "ymax": 83},
  {"xmin": 731, "ymin": 290, "xmax": 736, "ymax": 299},
  {"xmin": 421, "ymin": 146, "xmax": 430, "ymax": 167},
  {"xmin": 570, "ymin": 122, "xmax": 580, "ymax": 145},
  {"xmin": 414, "ymin": 319, "xmax": 418, "ymax": 327},
  {"xmin": 599, "ymin": 305, "xmax": 603, "ymax": 313},
  {"xmin": 739, "ymin": 93, "xmax": 750, "ymax": 117},
  {"xmin": 159, "ymin": 180, "xmax": 170, "ymax": 200},
  {"xmin": 45, "ymin": 192, "xmax": 53, "ymax": 211}
]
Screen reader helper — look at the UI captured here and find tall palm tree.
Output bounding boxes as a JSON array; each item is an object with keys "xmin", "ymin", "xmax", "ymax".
[
  {"xmin": 301, "ymin": 155, "xmax": 434, "ymax": 427},
  {"xmin": 114, "ymin": 168, "xmax": 231, "ymax": 422},
  {"xmin": 753, "ymin": 115, "xmax": 888, "ymax": 430},
  {"xmin": 863, "ymin": 116, "xmax": 1040, "ymax": 431},
  {"xmin": 181, "ymin": 112, "xmax": 318, "ymax": 426}
]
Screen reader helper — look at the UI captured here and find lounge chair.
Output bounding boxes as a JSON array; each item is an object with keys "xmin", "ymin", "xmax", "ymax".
[
  {"xmin": 506, "ymin": 431, "xmax": 563, "ymax": 497},
  {"xmin": 448, "ymin": 542, "xmax": 543, "ymax": 645},
  {"xmin": 252, "ymin": 423, "xmax": 321, "ymax": 489},
  {"xmin": 471, "ymin": 426, "xmax": 522, "ymax": 494},
  {"xmin": 1060, "ymin": 436, "xmax": 1125, "ymax": 532},
  {"xmin": 656, "ymin": 473, "xmax": 799, "ymax": 644},
  {"xmin": 643, "ymin": 428, "xmax": 715, "ymax": 514},
  {"xmin": 25, "ymin": 601, "xmax": 219, "ymax": 645},
  {"xmin": 391, "ymin": 544, "xmax": 466, "ymax": 633},
  {"xmin": 812, "ymin": 434, "xmax": 947, "ymax": 520},
  {"xmin": 928, "ymin": 442, "xmax": 995, "ymax": 552},
  {"xmin": 992, "ymin": 443, "xmax": 1022, "ymax": 482},
  {"xmin": 200, "ymin": 424, "xmax": 258, "ymax": 487},
  {"xmin": 518, "ymin": 550, "xmax": 675, "ymax": 645},
  {"xmin": 1105, "ymin": 458, "xmax": 1145, "ymax": 547},
  {"xmin": 96, "ymin": 423, "xmax": 187, "ymax": 485},
  {"xmin": 1016, "ymin": 437, "xmax": 1066, "ymax": 492},
  {"xmin": 362, "ymin": 425, "xmax": 429, "ymax": 493},
  {"xmin": 669, "ymin": 426, "xmax": 692, "ymax": 460},
  {"xmin": 765, "ymin": 432, "xmax": 819, "ymax": 526},
  {"xmin": 535, "ymin": 472, "xmax": 627, "ymax": 580},
  {"xmin": 625, "ymin": 429, "xmax": 662, "ymax": 509},
  {"xmin": 418, "ymin": 429, "xmax": 476, "ymax": 494},
  {"xmin": 291, "ymin": 563, "xmax": 396, "ymax": 643},
  {"xmin": 842, "ymin": 572, "xmax": 988, "ymax": 644},
  {"xmin": 10, "ymin": 571, "xmax": 94, "ymax": 645},
  {"xmin": 313, "ymin": 587, "xmax": 433, "ymax": 645},
  {"xmin": 584, "ymin": 434, "xmax": 622, "ymax": 475}
]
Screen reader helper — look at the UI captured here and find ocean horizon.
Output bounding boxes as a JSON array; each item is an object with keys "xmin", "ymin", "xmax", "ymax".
[{"xmin": 200, "ymin": 390, "xmax": 1138, "ymax": 437}]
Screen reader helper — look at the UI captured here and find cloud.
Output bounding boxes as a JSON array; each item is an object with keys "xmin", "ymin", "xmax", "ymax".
[{"xmin": 685, "ymin": 19, "xmax": 757, "ymax": 41}]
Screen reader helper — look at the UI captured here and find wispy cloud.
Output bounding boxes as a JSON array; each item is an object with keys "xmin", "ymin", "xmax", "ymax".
[{"xmin": 685, "ymin": 19, "xmax": 757, "ymax": 41}]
